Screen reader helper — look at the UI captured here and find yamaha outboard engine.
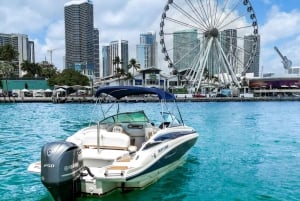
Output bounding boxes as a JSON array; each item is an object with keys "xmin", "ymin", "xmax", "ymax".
[{"xmin": 41, "ymin": 141, "xmax": 83, "ymax": 201}]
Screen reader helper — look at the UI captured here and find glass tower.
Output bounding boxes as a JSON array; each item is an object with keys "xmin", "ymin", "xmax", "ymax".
[
  {"xmin": 64, "ymin": 0, "xmax": 99, "ymax": 78},
  {"xmin": 173, "ymin": 29, "xmax": 199, "ymax": 71},
  {"xmin": 102, "ymin": 45, "xmax": 111, "ymax": 77},
  {"xmin": 136, "ymin": 32, "xmax": 157, "ymax": 69},
  {"xmin": 244, "ymin": 35, "xmax": 260, "ymax": 77},
  {"xmin": 220, "ymin": 29, "xmax": 238, "ymax": 73}
]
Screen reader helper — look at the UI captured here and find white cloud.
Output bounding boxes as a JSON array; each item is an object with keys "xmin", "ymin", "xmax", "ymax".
[
  {"xmin": 39, "ymin": 20, "xmax": 65, "ymax": 68},
  {"xmin": 93, "ymin": 0, "xmax": 166, "ymax": 69},
  {"xmin": 0, "ymin": 0, "xmax": 175, "ymax": 72},
  {"xmin": 0, "ymin": 6, "xmax": 47, "ymax": 34},
  {"xmin": 260, "ymin": 6, "xmax": 300, "ymax": 75},
  {"xmin": 1, "ymin": 0, "xmax": 300, "ymax": 77},
  {"xmin": 260, "ymin": 6, "xmax": 300, "ymax": 45}
]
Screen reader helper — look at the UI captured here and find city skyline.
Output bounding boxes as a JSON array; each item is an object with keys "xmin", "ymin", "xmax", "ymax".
[{"xmin": 0, "ymin": 0, "xmax": 300, "ymax": 76}]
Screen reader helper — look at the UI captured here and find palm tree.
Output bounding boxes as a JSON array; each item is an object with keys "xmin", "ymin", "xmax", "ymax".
[
  {"xmin": 115, "ymin": 67, "xmax": 126, "ymax": 85},
  {"xmin": 113, "ymin": 56, "xmax": 123, "ymax": 75},
  {"xmin": 0, "ymin": 61, "xmax": 14, "ymax": 100},
  {"xmin": 0, "ymin": 44, "xmax": 18, "ymax": 62},
  {"xmin": 0, "ymin": 44, "xmax": 18, "ymax": 100},
  {"xmin": 128, "ymin": 58, "xmax": 140, "ymax": 75},
  {"xmin": 21, "ymin": 61, "xmax": 42, "ymax": 78},
  {"xmin": 128, "ymin": 58, "xmax": 140, "ymax": 86}
]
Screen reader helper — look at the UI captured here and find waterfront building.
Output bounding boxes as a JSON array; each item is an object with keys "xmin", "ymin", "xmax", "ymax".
[
  {"xmin": 99, "ymin": 67, "xmax": 168, "ymax": 90},
  {"xmin": 64, "ymin": 0, "xmax": 99, "ymax": 80},
  {"xmin": 244, "ymin": 35, "xmax": 260, "ymax": 77},
  {"xmin": 136, "ymin": 31, "xmax": 157, "ymax": 69},
  {"xmin": 0, "ymin": 33, "xmax": 35, "ymax": 77},
  {"xmin": 249, "ymin": 76, "xmax": 300, "ymax": 97},
  {"xmin": 173, "ymin": 29, "xmax": 199, "ymax": 71}
]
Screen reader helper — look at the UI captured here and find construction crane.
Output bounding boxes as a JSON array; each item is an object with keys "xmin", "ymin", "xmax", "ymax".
[
  {"xmin": 274, "ymin": 46, "xmax": 292, "ymax": 70},
  {"xmin": 47, "ymin": 48, "xmax": 58, "ymax": 65}
]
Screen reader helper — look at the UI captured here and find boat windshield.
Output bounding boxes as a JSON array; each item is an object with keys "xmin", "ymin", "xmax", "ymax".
[
  {"xmin": 161, "ymin": 112, "xmax": 182, "ymax": 126},
  {"xmin": 99, "ymin": 111, "xmax": 149, "ymax": 124}
]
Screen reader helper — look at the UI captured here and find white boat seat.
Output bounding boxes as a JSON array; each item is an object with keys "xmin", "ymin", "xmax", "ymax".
[
  {"xmin": 67, "ymin": 127, "xmax": 137, "ymax": 152},
  {"xmin": 82, "ymin": 149, "xmax": 129, "ymax": 161},
  {"xmin": 128, "ymin": 145, "xmax": 137, "ymax": 153},
  {"xmin": 80, "ymin": 129, "xmax": 130, "ymax": 150}
]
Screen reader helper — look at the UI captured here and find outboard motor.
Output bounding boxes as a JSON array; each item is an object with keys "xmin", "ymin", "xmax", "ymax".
[{"xmin": 41, "ymin": 141, "xmax": 83, "ymax": 201}]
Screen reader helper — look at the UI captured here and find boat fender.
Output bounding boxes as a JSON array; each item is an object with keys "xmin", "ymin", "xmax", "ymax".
[{"xmin": 81, "ymin": 166, "xmax": 95, "ymax": 178}]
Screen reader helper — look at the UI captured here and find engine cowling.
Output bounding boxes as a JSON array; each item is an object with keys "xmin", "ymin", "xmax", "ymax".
[{"xmin": 41, "ymin": 141, "xmax": 83, "ymax": 201}]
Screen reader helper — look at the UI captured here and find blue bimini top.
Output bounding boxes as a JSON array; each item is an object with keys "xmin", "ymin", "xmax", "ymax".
[{"xmin": 95, "ymin": 86, "xmax": 175, "ymax": 100}]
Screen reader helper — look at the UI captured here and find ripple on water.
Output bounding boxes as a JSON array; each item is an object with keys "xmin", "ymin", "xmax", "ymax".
[{"xmin": 1, "ymin": 102, "xmax": 300, "ymax": 201}]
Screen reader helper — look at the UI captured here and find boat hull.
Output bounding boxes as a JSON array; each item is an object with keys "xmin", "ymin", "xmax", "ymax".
[
  {"xmin": 127, "ymin": 135, "xmax": 198, "ymax": 181},
  {"xmin": 79, "ymin": 133, "xmax": 198, "ymax": 196}
]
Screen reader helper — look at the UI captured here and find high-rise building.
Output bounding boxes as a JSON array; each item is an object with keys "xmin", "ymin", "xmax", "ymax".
[
  {"xmin": 0, "ymin": 33, "xmax": 35, "ymax": 77},
  {"xmin": 28, "ymin": 41, "xmax": 35, "ymax": 64},
  {"xmin": 93, "ymin": 28, "xmax": 100, "ymax": 78},
  {"xmin": 110, "ymin": 40, "xmax": 129, "ymax": 75},
  {"xmin": 64, "ymin": 0, "xmax": 99, "ymax": 79},
  {"xmin": 173, "ymin": 29, "xmax": 199, "ymax": 71},
  {"xmin": 136, "ymin": 32, "xmax": 157, "ymax": 69},
  {"xmin": 220, "ymin": 29, "xmax": 237, "ymax": 72},
  {"xmin": 102, "ymin": 45, "xmax": 111, "ymax": 77},
  {"xmin": 244, "ymin": 35, "xmax": 260, "ymax": 77}
]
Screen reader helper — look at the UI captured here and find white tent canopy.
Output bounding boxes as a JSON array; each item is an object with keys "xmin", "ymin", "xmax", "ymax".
[
  {"xmin": 56, "ymin": 88, "xmax": 66, "ymax": 92},
  {"xmin": 45, "ymin": 89, "xmax": 52, "ymax": 92},
  {"xmin": 21, "ymin": 88, "xmax": 29, "ymax": 92}
]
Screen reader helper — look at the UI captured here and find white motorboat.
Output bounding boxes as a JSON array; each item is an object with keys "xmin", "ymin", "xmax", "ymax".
[{"xmin": 28, "ymin": 86, "xmax": 199, "ymax": 201}]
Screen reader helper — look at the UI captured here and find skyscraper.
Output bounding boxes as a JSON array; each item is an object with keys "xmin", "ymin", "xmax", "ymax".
[
  {"xmin": 93, "ymin": 28, "xmax": 100, "ymax": 78},
  {"xmin": 220, "ymin": 29, "xmax": 237, "ymax": 72},
  {"xmin": 244, "ymin": 35, "xmax": 260, "ymax": 77},
  {"xmin": 64, "ymin": 0, "xmax": 99, "ymax": 78},
  {"xmin": 102, "ymin": 45, "xmax": 111, "ymax": 77},
  {"xmin": 136, "ymin": 32, "xmax": 157, "ymax": 69},
  {"xmin": 173, "ymin": 29, "xmax": 199, "ymax": 71}
]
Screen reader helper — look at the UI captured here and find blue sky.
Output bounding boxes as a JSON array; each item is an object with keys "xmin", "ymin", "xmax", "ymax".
[{"xmin": 0, "ymin": 0, "xmax": 300, "ymax": 76}]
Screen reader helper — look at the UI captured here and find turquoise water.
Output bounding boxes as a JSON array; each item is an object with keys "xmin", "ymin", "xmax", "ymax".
[{"xmin": 0, "ymin": 102, "xmax": 300, "ymax": 201}]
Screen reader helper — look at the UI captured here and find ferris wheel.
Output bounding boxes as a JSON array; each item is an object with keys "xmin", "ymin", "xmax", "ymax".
[{"xmin": 159, "ymin": 0, "xmax": 259, "ymax": 92}]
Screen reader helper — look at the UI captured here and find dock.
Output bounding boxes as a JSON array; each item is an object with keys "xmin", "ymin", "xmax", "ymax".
[{"xmin": 1, "ymin": 96, "xmax": 300, "ymax": 103}]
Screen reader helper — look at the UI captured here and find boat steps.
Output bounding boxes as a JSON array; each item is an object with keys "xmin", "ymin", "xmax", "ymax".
[{"xmin": 104, "ymin": 165, "xmax": 130, "ymax": 176}]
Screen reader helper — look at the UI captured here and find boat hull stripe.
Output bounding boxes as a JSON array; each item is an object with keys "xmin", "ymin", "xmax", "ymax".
[{"xmin": 127, "ymin": 136, "xmax": 198, "ymax": 181}]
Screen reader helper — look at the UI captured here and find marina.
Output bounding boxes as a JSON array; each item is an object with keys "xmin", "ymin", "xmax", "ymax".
[{"xmin": 1, "ymin": 95, "xmax": 300, "ymax": 103}]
